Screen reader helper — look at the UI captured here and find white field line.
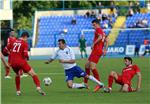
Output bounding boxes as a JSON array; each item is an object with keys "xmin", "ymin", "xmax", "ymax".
[{"xmin": 38, "ymin": 73, "xmax": 64, "ymax": 75}]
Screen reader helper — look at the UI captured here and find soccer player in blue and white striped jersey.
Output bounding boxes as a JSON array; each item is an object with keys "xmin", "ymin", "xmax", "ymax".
[{"xmin": 45, "ymin": 39, "xmax": 104, "ymax": 89}]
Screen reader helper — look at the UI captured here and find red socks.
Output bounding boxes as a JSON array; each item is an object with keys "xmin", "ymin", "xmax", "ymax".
[
  {"xmin": 84, "ymin": 68, "xmax": 100, "ymax": 83},
  {"xmin": 92, "ymin": 69, "xmax": 100, "ymax": 81},
  {"xmin": 84, "ymin": 68, "xmax": 90, "ymax": 83},
  {"xmin": 15, "ymin": 76, "xmax": 20, "ymax": 91},
  {"xmin": 5, "ymin": 67, "xmax": 10, "ymax": 76},
  {"xmin": 108, "ymin": 75, "xmax": 114, "ymax": 88},
  {"xmin": 15, "ymin": 75, "xmax": 40, "ymax": 91},
  {"xmin": 32, "ymin": 75, "xmax": 40, "ymax": 87}
]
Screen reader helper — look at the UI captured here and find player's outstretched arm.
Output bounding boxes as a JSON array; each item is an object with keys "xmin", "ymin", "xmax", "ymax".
[
  {"xmin": 136, "ymin": 72, "xmax": 142, "ymax": 92},
  {"xmin": 0, "ymin": 52, "xmax": 10, "ymax": 69},
  {"xmin": 103, "ymin": 36, "xmax": 109, "ymax": 56},
  {"xmin": 45, "ymin": 59, "xmax": 54, "ymax": 64},
  {"xmin": 45, "ymin": 50, "xmax": 58, "ymax": 64},
  {"xmin": 3, "ymin": 46, "xmax": 10, "ymax": 56},
  {"xmin": 59, "ymin": 59, "xmax": 75, "ymax": 64}
]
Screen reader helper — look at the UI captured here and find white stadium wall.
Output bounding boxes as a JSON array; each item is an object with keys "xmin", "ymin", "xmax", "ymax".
[
  {"xmin": 30, "ymin": 47, "xmax": 92, "ymax": 56},
  {"xmin": 30, "ymin": 45, "xmax": 148, "ymax": 56}
]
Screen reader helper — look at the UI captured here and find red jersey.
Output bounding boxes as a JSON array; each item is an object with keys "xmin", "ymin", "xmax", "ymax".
[
  {"xmin": 9, "ymin": 38, "xmax": 29, "ymax": 64},
  {"xmin": 122, "ymin": 64, "xmax": 140, "ymax": 85},
  {"xmin": 3, "ymin": 37, "xmax": 16, "ymax": 55},
  {"xmin": 7, "ymin": 37, "xmax": 16, "ymax": 46},
  {"xmin": 93, "ymin": 28, "xmax": 105, "ymax": 54}
]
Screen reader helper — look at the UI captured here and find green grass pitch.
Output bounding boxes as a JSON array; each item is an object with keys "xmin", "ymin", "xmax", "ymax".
[{"xmin": 1, "ymin": 57, "xmax": 150, "ymax": 104}]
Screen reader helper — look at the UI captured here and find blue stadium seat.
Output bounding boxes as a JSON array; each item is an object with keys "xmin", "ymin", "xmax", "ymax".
[{"xmin": 36, "ymin": 15, "xmax": 118, "ymax": 47}]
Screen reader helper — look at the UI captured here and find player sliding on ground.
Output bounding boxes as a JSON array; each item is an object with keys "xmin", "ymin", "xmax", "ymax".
[
  {"xmin": 7, "ymin": 32, "xmax": 45, "ymax": 96},
  {"xmin": 45, "ymin": 39, "xmax": 104, "ymax": 89},
  {"xmin": 104, "ymin": 57, "xmax": 142, "ymax": 93}
]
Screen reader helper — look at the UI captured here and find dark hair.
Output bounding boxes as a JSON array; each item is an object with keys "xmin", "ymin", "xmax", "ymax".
[
  {"xmin": 124, "ymin": 57, "xmax": 133, "ymax": 64},
  {"xmin": 21, "ymin": 32, "xmax": 29, "ymax": 37},
  {"xmin": 92, "ymin": 19, "xmax": 100, "ymax": 25},
  {"xmin": 58, "ymin": 39, "xmax": 66, "ymax": 44}
]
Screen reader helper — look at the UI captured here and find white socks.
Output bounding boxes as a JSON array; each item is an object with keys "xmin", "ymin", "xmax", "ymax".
[
  {"xmin": 88, "ymin": 75, "xmax": 104, "ymax": 86},
  {"xmin": 72, "ymin": 83, "xmax": 85, "ymax": 89},
  {"xmin": 71, "ymin": 75, "xmax": 104, "ymax": 89}
]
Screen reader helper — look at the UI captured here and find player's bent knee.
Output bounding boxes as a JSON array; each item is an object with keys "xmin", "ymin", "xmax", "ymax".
[
  {"xmin": 90, "ymin": 66, "xmax": 94, "ymax": 70},
  {"xmin": 85, "ymin": 62, "xmax": 90, "ymax": 68},
  {"xmin": 122, "ymin": 89, "xmax": 128, "ymax": 92},
  {"xmin": 28, "ymin": 68, "xmax": 37, "ymax": 76},
  {"xmin": 122, "ymin": 84, "xmax": 129, "ymax": 92},
  {"xmin": 67, "ymin": 83, "xmax": 73, "ymax": 88},
  {"xmin": 67, "ymin": 85, "xmax": 72, "ymax": 89},
  {"xmin": 89, "ymin": 64, "xmax": 95, "ymax": 70},
  {"xmin": 67, "ymin": 81, "xmax": 73, "ymax": 88},
  {"xmin": 16, "ymin": 74, "xmax": 20, "ymax": 77},
  {"xmin": 15, "ymin": 71, "xmax": 20, "ymax": 76},
  {"xmin": 84, "ymin": 75, "xmax": 89, "ymax": 79},
  {"xmin": 110, "ymin": 71, "xmax": 117, "ymax": 76},
  {"xmin": 89, "ymin": 62, "xmax": 96, "ymax": 70}
]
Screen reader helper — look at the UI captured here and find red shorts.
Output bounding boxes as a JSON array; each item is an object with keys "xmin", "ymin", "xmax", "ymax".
[
  {"xmin": 88, "ymin": 51, "xmax": 102, "ymax": 64},
  {"xmin": 115, "ymin": 74, "xmax": 132, "ymax": 92},
  {"xmin": 11, "ymin": 60, "xmax": 31, "ymax": 74}
]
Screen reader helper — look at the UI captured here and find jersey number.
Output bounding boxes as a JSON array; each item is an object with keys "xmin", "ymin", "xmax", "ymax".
[{"xmin": 13, "ymin": 43, "xmax": 21, "ymax": 52}]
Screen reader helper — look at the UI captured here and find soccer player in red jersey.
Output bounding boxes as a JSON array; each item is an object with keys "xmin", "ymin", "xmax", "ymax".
[
  {"xmin": 3, "ymin": 29, "xmax": 26, "ymax": 78},
  {"xmin": 8, "ymin": 32, "xmax": 45, "ymax": 96},
  {"xmin": 84, "ymin": 19, "xmax": 109, "ymax": 92},
  {"xmin": 3, "ymin": 29, "xmax": 16, "ymax": 78},
  {"xmin": 104, "ymin": 57, "xmax": 142, "ymax": 93}
]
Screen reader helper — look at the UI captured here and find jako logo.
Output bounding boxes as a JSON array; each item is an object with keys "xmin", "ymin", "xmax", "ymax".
[{"xmin": 107, "ymin": 47, "xmax": 124, "ymax": 53}]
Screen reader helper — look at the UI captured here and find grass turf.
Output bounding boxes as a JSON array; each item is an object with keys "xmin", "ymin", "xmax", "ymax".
[{"xmin": 1, "ymin": 57, "xmax": 150, "ymax": 104}]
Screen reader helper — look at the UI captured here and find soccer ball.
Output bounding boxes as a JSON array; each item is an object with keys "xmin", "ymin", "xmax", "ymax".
[{"xmin": 43, "ymin": 77, "xmax": 52, "ymax": 86}]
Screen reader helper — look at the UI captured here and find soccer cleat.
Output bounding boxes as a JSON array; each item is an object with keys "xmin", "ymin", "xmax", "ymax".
[
  {"xmin": 16, "ymin": 91, "xmax": 21, "ymax": 96},
  {"xmin": 93, "ymin": 85, "xmax": 101, "ymax": 92},
  {"xmin": 100, "ymin": 83, "xmax": 104, "ymax": 88},
  {"xmin": 20, "ymin": 74, "xmax": 28, "ymax": 78},
  {"xmin": 104, "ymin": 87, "xmax": 112, "ymax": 93},
  {"xmin": 93, "ymin": 84, "xmax": 104, "ymax": 92},
  {"xmin": 4, "ymin": 75, "xmax": 12, "ymax": 79},
  {"xmin": 37, "ymin": 88, "xmax": 46, "ymax": 96}
]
